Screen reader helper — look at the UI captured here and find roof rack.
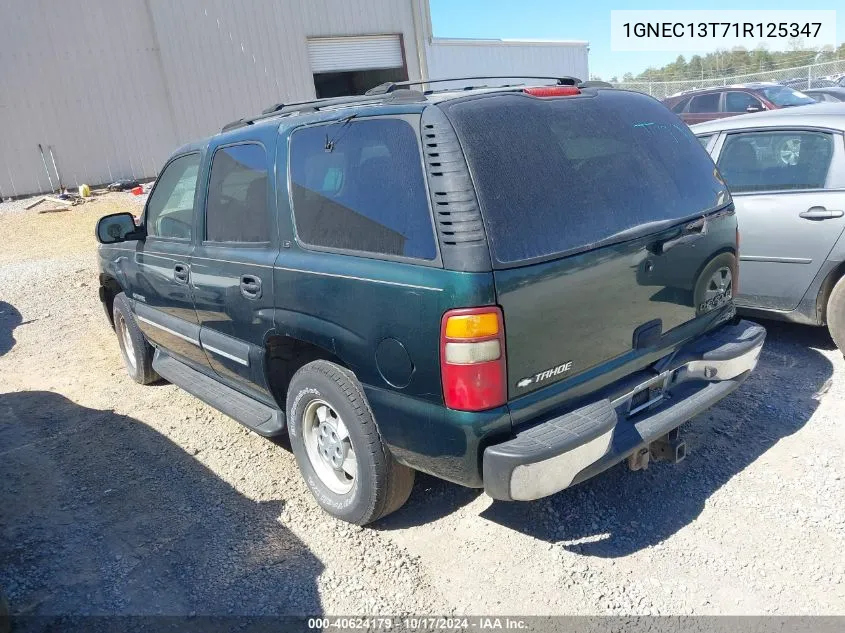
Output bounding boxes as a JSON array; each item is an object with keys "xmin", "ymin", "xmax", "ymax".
[
  {"xmin": 365, "ymin": 75, "xmax": 583, "ymax": 95},
  {"xmin": 578, "ymin": 80, "xmax": 613, "ymax": 89},
  {"xmin": 221, "ymin": 89, "xmax": 426, "ymax": 133}
]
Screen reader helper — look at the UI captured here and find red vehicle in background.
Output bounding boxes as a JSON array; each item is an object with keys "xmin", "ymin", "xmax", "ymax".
[{"xmin": 663, "ymin": 83, "xmax": 816, "ymax": 125}]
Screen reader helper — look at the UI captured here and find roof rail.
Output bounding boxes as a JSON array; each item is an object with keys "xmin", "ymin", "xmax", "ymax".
[
  {"xmin": 578, "ymin": 80, "xmax": 613, "ymax": 88},
  {"xmin": 221, "ymin": 89, "xmax": 426, "ymax": 133},
  {"xmin": 365, "ymin": 75, "xmax": 583, "ymax": 95}
]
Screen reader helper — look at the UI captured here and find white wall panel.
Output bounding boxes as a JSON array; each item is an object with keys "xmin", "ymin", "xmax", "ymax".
[
  {"xmin": 0, "ymin": 0, "xmax": 421, "ymax": 196},
  {"xmin": 147, "ymin": 0, "xmax": 420, "ymax": 143},
  {"xmin": 0, "ymin": 0, "xmax": 178, "ymax": 196},
  {"xmin": 0, "ymin": 1, "xmax": 589, "ymax": 198}
]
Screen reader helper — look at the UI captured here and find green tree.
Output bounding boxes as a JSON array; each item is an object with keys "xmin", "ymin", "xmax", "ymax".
[
  {"xmin": 627, "ymin": 46, "xmax": 838, "ymax": 83},
  {"xmin": 688, "ymin": 55, "xmax": 704, "ymax": 80}
]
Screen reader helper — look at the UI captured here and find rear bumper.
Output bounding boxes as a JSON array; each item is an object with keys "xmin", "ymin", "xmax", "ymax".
[{"xmin": 483, "ymin": 319, "xmax": 766, "ymax": 501}]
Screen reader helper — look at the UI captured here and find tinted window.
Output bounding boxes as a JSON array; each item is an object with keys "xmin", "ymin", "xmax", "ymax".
[
  {"xmin": 718, "ymin": 131, "xmax": 833, "ymax": 193},
  {"xmin": 759, "ymin": 86, "xmax": 816, "ymax": 107},
  {"xmin": 206, "ymin": 144, "xmax": 270, "ymax": 243},
  {"xmin": 724, "ymin": 92, "xmax": 762, "ymax": 113},
  {"xmin": 445, "ymin": 91, "xmax": 729, "ymax": 264},
  {"xmin": 670, "ymin": 96, "xmax": 690, "ymax": 113},
  {"xmin": 146, "ymin": 153, "xmax": 201, "ymax": 239},
  {"xmin": 688, "ymin": 93, "xmax": 721, "ymax": 113},
  {"xmin": 290, "ymin": 118, "xmax": 436, "ymax": 260},
  {"xmin": 697, "ymin": 134, "xmax": 713, "ymax": 148}
]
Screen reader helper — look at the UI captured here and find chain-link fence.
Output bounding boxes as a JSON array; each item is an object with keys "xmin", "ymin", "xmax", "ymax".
[{"xmin": 615, "ymin": 59, "xmax": 845, "ymax": 100}]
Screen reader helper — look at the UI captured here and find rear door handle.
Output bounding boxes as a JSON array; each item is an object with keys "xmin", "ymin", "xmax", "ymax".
[
  {"xmin": 799, "ymin": 207, "xmax": 844, "ymax": 220},
  {"xmin": 173, "ymin": 264, "xmax": 189, "ymax": 284},
  {"xmin": 240, "ymin": 275, "xmax": 262, "ymax": 299}
]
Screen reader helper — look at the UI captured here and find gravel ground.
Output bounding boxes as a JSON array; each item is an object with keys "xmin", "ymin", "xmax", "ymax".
[{"xmin": 0, "ymin": 196, "xmax": 843, "ymax": 617}]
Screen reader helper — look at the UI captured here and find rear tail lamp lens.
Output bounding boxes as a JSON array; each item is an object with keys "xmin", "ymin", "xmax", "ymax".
[{"xmin": 440, "ymin": 307, "xmax": 507, "ymax": 411}]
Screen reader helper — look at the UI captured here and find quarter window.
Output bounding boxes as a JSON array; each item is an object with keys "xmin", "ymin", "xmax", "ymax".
[
  {"xmin": 717, "ymin": 131, "xmax": 833, "ymax": 193},
  {"xmin": 697, "ymin": 134, "xmax": 713, "ymax": 148},
  {"xmin": 205, "ymin": 144, "xmax": 270, "ymax": 243},
  {"xmin": 289, "ymin": 118, "xmax": 436, "ymax": 260},
  {"xmin": 670, "ymin": 96, "xmax": 690, "ymax": 113},
  {"xmin": 146, "ymin": 153, "xmax": 201, "ymax": 240}
]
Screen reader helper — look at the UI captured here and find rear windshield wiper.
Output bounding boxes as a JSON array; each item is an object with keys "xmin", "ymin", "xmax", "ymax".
[{"xmin": 324, "ymin": 114, "xmax": 358, "ymax": 152}]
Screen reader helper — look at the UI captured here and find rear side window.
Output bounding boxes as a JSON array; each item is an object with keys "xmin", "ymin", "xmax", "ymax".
[
  {"xmin": 670, "ymin": 96, "xmax": 690, "ymax": 113},
  {"xmin": 205, "ymin": 144, "xmax": 270, "ymax": 243},
  {"xmin": 688, "ymin": 93, "xmax": 721, "ymax": 113},
  {"xmin": 289, "ymin": 118, "xmax": 436, "ymax": 260},
  {"xmin": 146, "ymin": 153, "xmax": 201, "ymax": 240},
  {"xmin": 443, "ymin": 91, "xmax": 728, "ymax": 264},
  {"xmin": 717, "ymin": 130, "xmax": 833, "ymax": 193},
  {"xmin": 724, "ymin": 92, "xmax": 762, "ymax": 113}
]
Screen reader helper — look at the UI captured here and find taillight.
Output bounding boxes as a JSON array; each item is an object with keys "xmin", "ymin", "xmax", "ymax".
[
  {"xmin": 440, "ymin": 307, "xmax": 507, "ymax": 411},
  {"xmin": 523, "ymin": 86, "xmax": 581, "ymax": 97},
  {"xmin": 734, "ymin": 227, "xmax": 740, "ymax": 297}
]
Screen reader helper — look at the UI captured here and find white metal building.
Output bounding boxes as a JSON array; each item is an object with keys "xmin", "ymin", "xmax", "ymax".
[{"xmin": 0, "ymin": 0, "xmax": 588, "ymax": 197}]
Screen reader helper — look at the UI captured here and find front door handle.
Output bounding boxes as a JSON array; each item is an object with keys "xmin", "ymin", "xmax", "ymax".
[
  {"xmin": 240, "ymin": 275, "xmax": 262, "ymax": 299},
  {"xmin": 799, "ymin": 207, "xmax": 845, "ymax": 220},
  {"xmin": 173, "ymin": 264, "xmax": 189, "ymax": 284}
]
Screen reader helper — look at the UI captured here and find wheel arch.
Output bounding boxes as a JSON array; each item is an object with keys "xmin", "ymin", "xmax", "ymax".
[
  {"xmin": 816, "ymin": 260, "xmax": 845, "ymax": 326},
  {"xmin": 98, "ymin": 274, "xmax": 125, "ymax": 328},
  {"xmin": 263, "ymin": 333, "xmax": 349, "ymax": 412}
]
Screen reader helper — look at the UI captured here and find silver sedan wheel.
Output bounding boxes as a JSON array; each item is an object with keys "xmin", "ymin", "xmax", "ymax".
[
  {"xmin": 116, "ymin": 313, "xmax": 137, "ymax": 372},
  {"xmin": 302, "ymin": 399, "xmax": 357, "ymax": 494},
  {"xmin": 705, "ymin": 266, "xmax": 733, "ymax": 302}
]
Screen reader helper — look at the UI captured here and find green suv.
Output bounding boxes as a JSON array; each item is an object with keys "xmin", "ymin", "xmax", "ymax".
[{"xmin": 96, "ymin": 77, "xmax": 765, "ymax": 525}]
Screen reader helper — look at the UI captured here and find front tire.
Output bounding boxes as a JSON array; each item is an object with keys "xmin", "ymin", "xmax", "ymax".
[
  {"xmin": 112, "ymin": 292, "xmax": 159, "ymax": 385},
  {"xmin": 826, "ymin": 275, "xmax": 845, "ymax": 354},
  {"xmin": 286, "ymin": 360, "xmax": 414, "ymax": 525}
]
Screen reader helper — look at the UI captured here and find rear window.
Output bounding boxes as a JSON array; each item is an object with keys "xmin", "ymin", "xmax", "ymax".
[
  {"xmin": 206, "ymin": 143, "xmax": 270, "ymax": 243},
  {"xmin": 443, "ymin": 91, "xmax": 729, "ymax": 264},
  {"xmin": 289, "ymin": 118, "xmax": 436, "ymax": 260},
  {"xmin": 760, "ymin": 86, "xmax": 816, "ymax": 107}
]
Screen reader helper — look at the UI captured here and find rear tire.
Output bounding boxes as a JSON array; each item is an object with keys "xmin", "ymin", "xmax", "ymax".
[
  {"xmin": 112, "ymin": 292, "xmax": 159, "ymax": 385},
  {"xmin": 286, "ymin": 360, "xmax": 414, "ymax": 525},
  {"xmin": 693, "ymin": 253, "xmax": 735, "ymax": 316},
  {"xmin": 826, "ymin": 275, "xmax": 845, "ymax": 354}
]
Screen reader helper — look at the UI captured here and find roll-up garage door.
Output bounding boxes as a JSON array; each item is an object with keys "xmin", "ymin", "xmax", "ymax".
[{"xmin": 307, "ymin": 35, "xmax": 403, "ymax": 73}]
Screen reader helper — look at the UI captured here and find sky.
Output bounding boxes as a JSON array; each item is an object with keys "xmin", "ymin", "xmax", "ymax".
[{"xmin": 428, "ymin": 1, "xmax": 844, "ymax": 80}]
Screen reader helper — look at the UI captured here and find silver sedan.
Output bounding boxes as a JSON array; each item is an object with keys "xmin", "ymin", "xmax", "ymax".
[{"xmin": 692, "ymin": 103, "xmax": 845, "ymax": 351}]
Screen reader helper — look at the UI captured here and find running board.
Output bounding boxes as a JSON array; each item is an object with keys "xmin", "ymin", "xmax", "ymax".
[{"xmin": 153, "ymin": 350, "xmax": 285, "ymax": 437}]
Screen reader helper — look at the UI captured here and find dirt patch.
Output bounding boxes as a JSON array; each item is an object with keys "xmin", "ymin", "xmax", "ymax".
[
  {"xmin": 0, "ymin": 199, "xmax": 843, "ymax": 616},
  {"xmin": 0, "ymin": 193, "xmax": 144, "ymax": 265}
]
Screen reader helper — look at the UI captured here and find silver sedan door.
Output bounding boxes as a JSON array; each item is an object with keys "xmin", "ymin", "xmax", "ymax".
[{"xmin": 713, "ymin": 128, "xmax": 845, "ymax": 311}]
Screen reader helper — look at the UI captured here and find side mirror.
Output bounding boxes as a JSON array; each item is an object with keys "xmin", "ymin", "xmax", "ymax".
[
  {"xmin": 96, "ymin": 212, "xmax": 143, "ymax": 244},
  {"xmin": 746, "ymin": 105, "xmax": 763, "ymax": 113}
]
